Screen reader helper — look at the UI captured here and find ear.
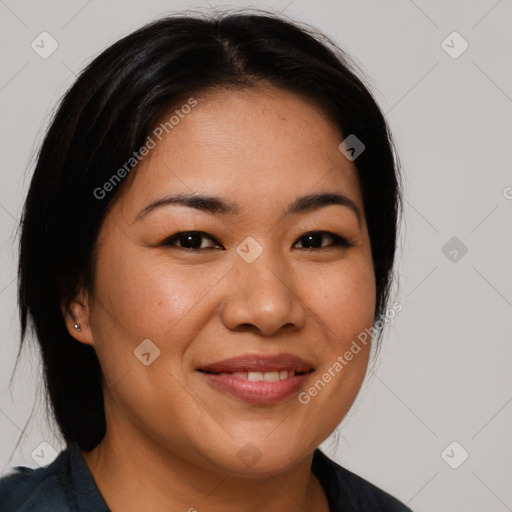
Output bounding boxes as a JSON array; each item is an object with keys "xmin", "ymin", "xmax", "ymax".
[{"xmin": 61, "ymin": 288, "xmax": 95, "ymax": 347}]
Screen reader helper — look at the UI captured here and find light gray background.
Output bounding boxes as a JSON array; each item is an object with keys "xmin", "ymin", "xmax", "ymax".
[{"xmin": 1, "ymin": 1, "xmax": 511, "ymax": 511}]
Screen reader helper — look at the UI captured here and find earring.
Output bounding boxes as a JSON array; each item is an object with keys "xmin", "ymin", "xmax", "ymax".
[{"xmin": 74, "ymin": 323, "xmax": 81, "ymax": 332}]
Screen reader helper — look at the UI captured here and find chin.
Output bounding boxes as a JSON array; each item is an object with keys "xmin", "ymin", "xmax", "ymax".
[{"xmin": 195, "ymin": 435, "xmax": 317, "ymax": 477}]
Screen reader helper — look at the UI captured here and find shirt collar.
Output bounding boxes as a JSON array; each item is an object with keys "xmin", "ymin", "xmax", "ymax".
[{"xmin": 66, "ymin": 442, "xmax": 110, "ymax": 511}]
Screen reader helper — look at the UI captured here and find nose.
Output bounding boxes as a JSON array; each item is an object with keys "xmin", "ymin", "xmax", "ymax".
[{"xmin": 220, "ymin": 251, "xmax": 307, "ymax": 337}]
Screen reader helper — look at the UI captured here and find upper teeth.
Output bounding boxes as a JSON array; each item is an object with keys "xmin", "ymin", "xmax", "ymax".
[{"xmin": 219, "ymin": 370, "xmax": 298, "ymax": 381}]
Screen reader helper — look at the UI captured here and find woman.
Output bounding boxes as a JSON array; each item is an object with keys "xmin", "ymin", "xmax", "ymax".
[{"xmin": 0, "ymin": 10, "xmax": 410, "ymax": 511}]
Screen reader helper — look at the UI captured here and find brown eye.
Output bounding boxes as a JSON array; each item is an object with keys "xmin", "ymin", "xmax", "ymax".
[
  {"xmin": 294, "ymin": 231, "xmax": 354, "ymax": 250},
  {"xmin": 162, "ymin": 231, "xmax": 223, "ymax": 251}
]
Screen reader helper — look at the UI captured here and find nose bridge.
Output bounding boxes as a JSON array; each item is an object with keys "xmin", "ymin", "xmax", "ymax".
[
  {"xmin": 221, "ymin": 238, "xmax": 305, "ymax": 335},
  {"xmin": 238, "ymin": 240, "xmax": 293, "ymax": 306}
]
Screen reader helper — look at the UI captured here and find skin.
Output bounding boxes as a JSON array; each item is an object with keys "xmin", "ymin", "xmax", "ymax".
[{"xmin": 63, "ymin": 85, "xmax": 376, "ymax": 512}]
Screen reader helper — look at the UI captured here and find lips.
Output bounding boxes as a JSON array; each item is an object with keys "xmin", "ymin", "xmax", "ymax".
[
  {"xmin": 197, "ymin": 353, "xmax": 314, "ymax": 405},
  {"xmin": 197, "ymin": 353, "xmax": 314, "ymax": 373}
]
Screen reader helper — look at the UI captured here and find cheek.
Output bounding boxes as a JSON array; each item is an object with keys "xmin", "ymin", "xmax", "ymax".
[
  {"xmin": 303, "ymin": 257, "xmax": 375, "ymax": 393},
  {"xmin": 296, "ymin": 260, "xmax": 375, "ymax": 426},
  {"xmin": 285, "ymin": 257, "xmax": 375, "ymax": 449},
  {"xmin": 305, "ymin": 257, "xmax": 376, "ymax": 342},
  {"xmin": 88, "ymin": 252, "xmax": 214, "ymax": 424},
  {"xmin": 92, "ymin": 244, "xmax": 226, "ymax": 343}
]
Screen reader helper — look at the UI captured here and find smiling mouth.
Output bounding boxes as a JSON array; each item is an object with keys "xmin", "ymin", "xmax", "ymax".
[
  {"xmin": 199, "ymin": 369, "xmax": 311, "ymax": 381},
  {"xmin": 196, "ymin": 352, "xmax": 315, "ymax": 404}
]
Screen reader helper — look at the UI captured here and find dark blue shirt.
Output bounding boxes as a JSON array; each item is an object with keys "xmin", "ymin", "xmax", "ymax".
[{"xmin": 0, "ymin": 443, "xmax": 412, "ymax": 511}]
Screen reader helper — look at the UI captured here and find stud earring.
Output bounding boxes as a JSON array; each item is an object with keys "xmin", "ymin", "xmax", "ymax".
[{"xmin": 74, "ymin": 323, "xmax": 81, "ymax": 332}]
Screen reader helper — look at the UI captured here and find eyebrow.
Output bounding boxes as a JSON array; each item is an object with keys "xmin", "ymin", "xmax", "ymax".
[{"xmin": 134, "ymin": 191, "xmax": 361, "ymax": 224}]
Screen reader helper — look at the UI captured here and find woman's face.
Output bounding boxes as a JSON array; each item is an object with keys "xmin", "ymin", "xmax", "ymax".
[{"xmin": 72, "ymin": 86, "xmax": 376, "ymax": 473}]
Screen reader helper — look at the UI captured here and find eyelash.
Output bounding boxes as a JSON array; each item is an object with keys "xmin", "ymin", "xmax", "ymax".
[{"xmin": 161, "ymin": 231, "xmax": 355, "ymax": 251}]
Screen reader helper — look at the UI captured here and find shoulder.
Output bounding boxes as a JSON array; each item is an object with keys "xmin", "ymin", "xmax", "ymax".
[
  {"xmin": 0, "ymin": 450, "xmax": 73, "ymax": 512},
  {"xmin": 312, "ymin": 449, "xmax": 413, "ymax": 511}
]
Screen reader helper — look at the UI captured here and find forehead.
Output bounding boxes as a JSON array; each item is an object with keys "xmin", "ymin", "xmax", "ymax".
[{"xmin": 116, "ymin": 86, "xmax": 362, "ymax": 218}]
